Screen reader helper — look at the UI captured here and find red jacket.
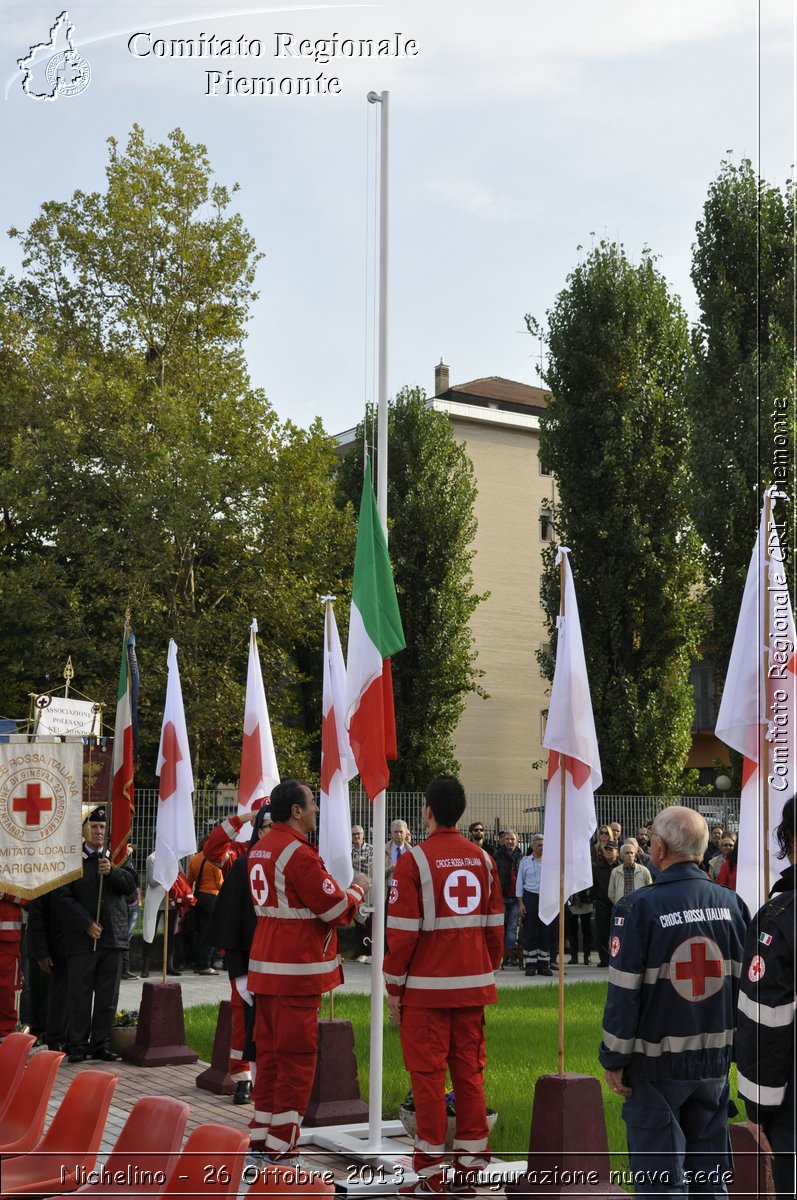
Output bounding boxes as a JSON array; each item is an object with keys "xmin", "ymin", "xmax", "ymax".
[
  {"xmin": 0, "ymin": 893, "xmax": 25, "ymax": 942},
  {"xmin": 204, "ymin": 815, "xmax": 248, "ymax": 872},
  {"xmin": 383, "ymin": 827, "xmax": 504, "ymax": 1008},
  {"xmin": 247, "ymin": 823, "xmax": 364, "ymax": 997}
]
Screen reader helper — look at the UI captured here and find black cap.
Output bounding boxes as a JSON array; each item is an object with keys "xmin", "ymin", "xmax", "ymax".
[
  {"xmin": 604, "ymin": 840, "xmax": 618, "ymax": 850},
  {"xmin": 86, "ymin": 806, "xmax": 106, "ymax": 823}
]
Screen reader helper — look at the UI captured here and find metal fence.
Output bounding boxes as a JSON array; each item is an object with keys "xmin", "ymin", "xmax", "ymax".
[{"xmin": 130, "ymin": 787, "xmax": 741, "ymax": 866}]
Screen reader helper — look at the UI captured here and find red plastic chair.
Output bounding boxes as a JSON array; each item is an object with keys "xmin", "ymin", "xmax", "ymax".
[
  {"xmin": 40, "ymin": 1095, "xmax": 191, "ymax": 1198},
  {"xmin": 159, "ymin": 1122, "xmax": 250, "ymax": 1196},
  {"xmin": 0, "ymin": 1068, "xmax": 117, "ymax": 1195},
  {"xmin": 0, "ymin": 1032, "xmax": 36, "ymax": 1123},
  {"xmin": 0, "ymin": 1049, "xmax": 64, "ymax": 1157},
  {"xmin": 245, "ymin": 1162, "xmax": 335, "ymax": 1196}
]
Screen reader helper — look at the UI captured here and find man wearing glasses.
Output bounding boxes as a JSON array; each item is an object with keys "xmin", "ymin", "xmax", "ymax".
[
  {"xmin": 467, "ymin": 822, "xmax": 496, "ymax": 857},
  {"xmin": 598, "ymin": 806, "xmax": 749, "ymax": 1197}
]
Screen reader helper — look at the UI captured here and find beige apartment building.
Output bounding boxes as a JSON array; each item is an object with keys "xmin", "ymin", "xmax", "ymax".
[
  {"xmin": 430, "ymin": 363, "xmax": 554, "ymax": 799},
  {"xmin": 339, "ymin": 364, "xmax": 555, "ymax": 803}
]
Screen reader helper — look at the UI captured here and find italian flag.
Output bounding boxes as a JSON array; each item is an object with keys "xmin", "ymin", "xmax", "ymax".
[
  {"xmin": 345, "ymin": 458, "xmax": 405, "ymax": 801},
  {"xmin": 110, "ymin": 631, "xmax": 135, "ymax": 866}
]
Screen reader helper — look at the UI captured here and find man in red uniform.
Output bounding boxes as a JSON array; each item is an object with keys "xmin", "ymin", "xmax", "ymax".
[
  {"xmin": 246, "ymin": 780, "xmax": 368, "ymax": 1165},
  {"xmin": 384, "ymin": 775, "xmax": 504, "ymax": 1196}
]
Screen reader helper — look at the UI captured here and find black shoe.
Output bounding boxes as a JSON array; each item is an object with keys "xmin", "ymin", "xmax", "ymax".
[
  {"xmin": 67, "ymin": 1052, "xmax": 87, "ymax": 1063},
  {"xmin": 92, "ymin": 1049, "xmax": 121, "ymax": 1062},
  {"xmin": 121, "ymin": 971, "xmax": 138, "ymax": 980},
  {"xmin": 140, "ymin": 968, "xmax": 149, "ymax": 978},
  {"xmin": 538, "ymin": 966, "xmax": 553, "ymax": 977},
  {"xmin": 167, "ymin": 967, "xmax": 182, "ymax": 976},
  {"xmin": 233, "ymin": 1079, "xmax": 253, "ymax": 1105},
  {"xmin": 524, "ymin": 965, "xmax": 537, "ymax": 977},
  {"xmin": 584, "ymin": 956, "xmax": 591, "ymax": 966},
  {"xmin": 568, "ymin": 956, "xmax": 579, "ymax": 965}
]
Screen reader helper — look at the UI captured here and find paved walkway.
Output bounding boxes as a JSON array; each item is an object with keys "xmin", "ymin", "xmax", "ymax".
[{"xmin": 40, "ymin": 960, "xmax": 602, "ymax": 1197}]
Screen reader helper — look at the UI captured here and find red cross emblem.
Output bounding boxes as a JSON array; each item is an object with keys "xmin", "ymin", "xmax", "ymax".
[
  {"xmin": 748, "ymin": 955, "xmax": 766, "ymax": 983},
  {"xmin": 11, "ymin": 783, "xmax": 53, "ymax": 827},
  {"xmin": 669, "ymin": 937, "xmax": 724, "ymax": 1001},
  {"xmin": 444, "ymin": 870, "xmax": 481, "ymax": 914},
  {"xmin": 249, "ymin": 862, "xmax": 269, "ymax": 906}
]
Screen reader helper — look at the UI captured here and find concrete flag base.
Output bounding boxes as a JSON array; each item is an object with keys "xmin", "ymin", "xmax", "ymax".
[{"xmin": 122, "ymin": 980, "xmax": 199, "ymax": 1067}]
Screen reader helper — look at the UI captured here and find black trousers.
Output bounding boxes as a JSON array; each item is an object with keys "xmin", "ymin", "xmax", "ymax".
[
  {"xmin": 594, "ymin": 902, "xmax": 611, "ymax": 965},
  {"xmin": 66, "ymin": 948, "xmax": 123, "ymax": 1056},
  {"xmin": 566, "ymin": 910, "xmax": 592, "ymax": 959}
]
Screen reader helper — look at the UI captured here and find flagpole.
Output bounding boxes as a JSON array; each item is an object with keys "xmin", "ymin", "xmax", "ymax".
[
  {"xmin": 557, "ymin": 551, "xmax": 566, "ymax": 1077},
  {"xmin": 161, "ymin": 891, "xmax": 169, "ymax": 982},
  {"xmin": 367, "ymin": 86, "xmax": 389, "ymax": 1153},
  {"xmin": 761, "ymin": 490, "xmax": 772, "ymax": 897}
]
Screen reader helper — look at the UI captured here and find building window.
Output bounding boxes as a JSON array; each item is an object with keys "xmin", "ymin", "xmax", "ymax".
[
  {"xmin": 540, "ymin": 508, "xmax": 553, "ymax": 541},
  {"xmin": 690, "ymin": 659, "xmax": 715, "ymax": 730},
  {"xmin": 539, "ymin": 460, "xmax": 552, "ymax": 476}
]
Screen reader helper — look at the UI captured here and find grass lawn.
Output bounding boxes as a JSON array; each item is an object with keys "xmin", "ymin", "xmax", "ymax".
[{"xmin": 184, "ymin": 982, "xmax": 746, "ymax": 1170}]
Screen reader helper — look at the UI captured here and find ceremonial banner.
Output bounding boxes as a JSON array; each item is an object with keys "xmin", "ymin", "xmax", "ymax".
[
  {"xmin": 0, "ymin": 742, "xmax": 84, "ymax": 898},
  {"xmin": 34, "ymin": 695, "xmax": 100, "ymax": 738}
]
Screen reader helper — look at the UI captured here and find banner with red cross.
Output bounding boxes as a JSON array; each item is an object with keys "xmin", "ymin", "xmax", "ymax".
[{"xmin": 0, "ymin": 742, "xmax": 84, "ymax": 897}]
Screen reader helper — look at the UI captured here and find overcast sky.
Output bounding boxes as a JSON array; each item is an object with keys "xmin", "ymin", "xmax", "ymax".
[{"xmin": 2, "ymin": 1, "xmax": 793, "ymax": 434}]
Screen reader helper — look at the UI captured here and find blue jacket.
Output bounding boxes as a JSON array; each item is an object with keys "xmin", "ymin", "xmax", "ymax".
[{"xmin": 598, "ymin": 863, "xmax": 749, "ymax": 1082}]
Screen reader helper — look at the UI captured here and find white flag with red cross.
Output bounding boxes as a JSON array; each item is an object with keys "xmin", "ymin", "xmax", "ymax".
[
  {"xmin": 539, "ymin": 547, "xmax": 601, "ymax": 925},
  {"xmin": 237, "ymin": 619, "xmax": 280, "ymax": 840},
  {"xmin": 715, "ymin": 488, "xmax": 796, "ymax": 912},
  {"xmin": 152, "ymin": 640, "xmax": 196, "ymax": 891},
  {"xmin": 319, "ymin": 598, "xmax": 357, "ymax": 888}
]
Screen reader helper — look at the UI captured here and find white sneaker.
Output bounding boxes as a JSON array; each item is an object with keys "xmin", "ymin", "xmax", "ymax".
[{"xmin": 355, "ymin": 954, "xmax": 368, "ymax": 964}]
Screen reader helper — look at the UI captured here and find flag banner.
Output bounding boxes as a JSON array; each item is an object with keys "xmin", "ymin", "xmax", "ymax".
[
  {"xmin": 82, "ymin": 740, "xmax": 111, "ymax": 809},
  {"xmin": 237, "ymin": 618, "xmax": 279, "ymax": 839},
  {"xmin": 34, "ymin": 695, "xmax": 100, "ymax": 739},
  {"xmin": 716, "ymin": 488, "xmax": 796, "ymax": 912},
  {"xmin": 153, "ymin": 640, "xmax": 196, "ymax": 891},
  {"xmin": 0, "ymin": 741, "xmax": 83, "ymax": 897},
  {"xmin": 345, "ymin": 458, "xmax": 406, "ymax": 801},
  {"xmin": 319, "ymin": 599, "xmax": 357, "ymax": 887},
  {"xmin": 110, "ymin": 630, "xmax": 136, "ymax": 866},
  {"xmin": 539, "ymin": 547, "xmax": 601, "ymax": 925}
]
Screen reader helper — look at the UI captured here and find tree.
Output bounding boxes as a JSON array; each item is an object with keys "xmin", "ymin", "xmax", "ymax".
[
  {"xmin": 336, "ymin": 387, "xmax": 485, "ymax": 789},
  {"xmin": 527, "ymin": 242, "xmax": 704, "ymax": 794},
  {"xmin": 0, "ymin": 126, "xmax": 354, "ymax": 784},
  {"xmin": 688, "ymin": 158, "xmax": 795, "ymax": 687}
]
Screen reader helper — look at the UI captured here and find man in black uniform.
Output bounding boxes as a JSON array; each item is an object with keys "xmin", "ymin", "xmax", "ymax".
[
  {"xmin": 598, "ymin": 806, "xmax": 749, "ymax": 1197},
  {"xmin": 736, "ymin": 795, "xmax": 795, "ymax": 1200},
  {"xmin": 57, "ymin": 807, "xmax": 137, "ymax": 1062}
]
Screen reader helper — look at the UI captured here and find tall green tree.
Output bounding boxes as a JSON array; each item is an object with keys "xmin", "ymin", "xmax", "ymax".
[
  {"xmin": 527, "ymin": 242, "xmax": 704, "ymax": 794},
  {"xmin": 336, "ymin": 387, "xmax": 485, "ymax": 789},
  {"xmin": 688, "ymin": 158, "xmax": 795, "ymax": 684},
  {"xmin": 0, "ymin": 126, "xmax": 354, "ymax": 783}
]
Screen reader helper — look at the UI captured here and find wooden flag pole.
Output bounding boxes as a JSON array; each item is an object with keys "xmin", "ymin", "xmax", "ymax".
[
  {"xmin": 557, "ymin": 550, "xmax": 567, "ymax": 1077},
  {"xmin": 761, "ymin": 490, "xmax": 772, "ymax": 898}
]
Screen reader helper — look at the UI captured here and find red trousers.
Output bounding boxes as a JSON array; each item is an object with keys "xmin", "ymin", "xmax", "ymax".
[
  {"xmin": 250, "ymin": 994, "xmax": 321, "ymax": 1156},
  {"xmin": 400, "ymin": 1007, "xmax": 491, "ymax": 1179},
  {"xmin": 229, "ymin": 984, "xmax": 251, "ymax": 1081},
  {"xmin": 0, "ymin": 939, "xmax": 21, "ymax": 1039}
]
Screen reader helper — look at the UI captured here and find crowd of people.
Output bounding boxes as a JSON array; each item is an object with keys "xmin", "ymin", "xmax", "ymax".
[{"xmin": 2, "ymin": 787, "xmax": 792, "ymax": 1198}]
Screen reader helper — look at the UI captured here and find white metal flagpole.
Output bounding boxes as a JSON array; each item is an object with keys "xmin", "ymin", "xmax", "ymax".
[{"xmin": 367, "ymin": 85, "xmax": 389, "ymax": 1154}]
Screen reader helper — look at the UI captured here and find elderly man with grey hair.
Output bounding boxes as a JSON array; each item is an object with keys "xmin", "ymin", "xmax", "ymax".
[
  {"xmin": 599, "ymin": 806, "xmax": 749, "ymax": 1197},
  {"xmin": 385, "ymin": 819, "xmax": 410, "ymax": 885}
]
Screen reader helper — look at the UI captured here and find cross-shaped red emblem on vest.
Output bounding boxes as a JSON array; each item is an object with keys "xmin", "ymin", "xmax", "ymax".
[
  {"xmin": 449, "ymin": 874, "xmax": 478, "ymax": 907},
  {"xmin": 11, "ymin": 783, "xmax": 53, "ymax": 827},
  {"xmin": 674, "ymin": 940, "xmax": 723, "ymax": 997}
]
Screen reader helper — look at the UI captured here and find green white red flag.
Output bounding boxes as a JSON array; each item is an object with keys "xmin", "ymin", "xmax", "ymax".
[
  {"xmin": 345, "ymin": 458, "xmax": 405, "ymax": 801},
  {"xmin": 110, "ymin": 630, "xmax": 136, "ymax": 866}
]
